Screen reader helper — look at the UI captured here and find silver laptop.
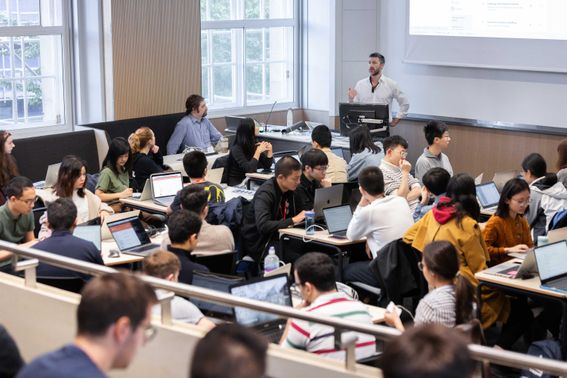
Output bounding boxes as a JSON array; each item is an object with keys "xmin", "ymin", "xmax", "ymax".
[
  {"xmin": 101, "ymin": 210, "xmax": 140, "ymax": 240},
  {"xmin": 476, "ymin": 181, "xmax": 500, "ymax": 213},
  {"xmin": 534, "ymin": 240, "xmax": 567, "ymax": 293},
  {"xmin": 33, "ymin": 163, "xmax": 61, "ymax": 189},
  {"xmin": 322, "ymin": 204, "xmax": 353, "ymax": 237},
  {"xmin": 106, "ymin": 215, "xmax": 160, "ymax": 256},
  {"xmin": 492, "ymin": 170, "xmax": 519, "ymax": 193},
  {"xmin": 207, "ymin": 168, "xmax": 224, "ymax": 185},
  {"xmin": 474, "ymin": 173, "xmax": 484, "ymax": 185},
  {"xmin": 73, "ymin": 225, "xmax": 102, "ymax": 251},
  {"xmin": 313, "ymin": 184, "xmax": 344, "ymax": 216},
  {"xmin": 150, "ymin": 171, "xmax": 183, "ymax": 207},
  {"xmin": 490, "ymin": 249, "xmax": 537, "ymax": 279},
  {"xmin": 548, "ymin": 227, "xmax": 567, "ymax": 244}
]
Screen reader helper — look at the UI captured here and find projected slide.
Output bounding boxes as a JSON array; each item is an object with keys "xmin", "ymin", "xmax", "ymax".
[{"xmin": 410, "ymin": 0, "xmax": 567, "ymax": 40}]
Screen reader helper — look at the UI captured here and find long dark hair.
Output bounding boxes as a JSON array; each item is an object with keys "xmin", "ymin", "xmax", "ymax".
[
  {"xmin": 0, "ymin": 130, "xmax": 19, "ymax": 187},
  {"xmin": 349, "ymin": 126, "xmax": 381, "ymax": 154},
  {"xmin": 55, "ymin": 155, "xmax": 86, "ymax": 198},
  {"xmin": 103, "ymin": 137, "xmax": 132, "ymax": 175},
  {"xmin": 495, "ymin": 178, "xmax": 530, "ymax": 218},
  {"xmin": 438, "ymin": 173, "xmax": 480, "ymax": 224},
  {"xmin": 423, "ymin": 241, "xmax": 476, "ymax": 325},
  {"xmin": 234, "ymin": 119, "xmax": 257, "ymax": 159}
]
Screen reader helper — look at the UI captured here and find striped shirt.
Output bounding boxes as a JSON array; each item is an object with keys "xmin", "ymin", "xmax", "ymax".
[
  {"xmin": 379, "ymin": 160, "xmax": 421, "ymax": 212},
  {"xmin": 414, "ymin": 285, "xmax": 456, "ymax": 328},
  {"xmin": 283, "ymin": 292, "xmax": 376, "ymax": 360}
]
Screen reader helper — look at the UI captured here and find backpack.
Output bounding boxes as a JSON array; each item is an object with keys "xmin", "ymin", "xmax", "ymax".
[
  {"xmin": 520, "ymin": 340, "xmax": 563, "ymax": 378},
  {"xmin": 548, "ymin": 209, "xmax": 567, "ymax": 231}
]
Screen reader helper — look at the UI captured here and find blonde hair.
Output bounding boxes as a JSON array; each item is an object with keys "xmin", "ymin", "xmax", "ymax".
[{"xmin": 128, "ymin": 127, "xmax": 155, "ymax": 153}]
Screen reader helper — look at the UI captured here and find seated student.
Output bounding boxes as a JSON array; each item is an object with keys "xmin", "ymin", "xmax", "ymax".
[
  {"xmin": 483, "ymin": 178, "xmax": 533, "ymax": 266},
  {"xmin": 0, "ymin": 323, "xmax": 24, "ymax": 378},
  {"xmin": 143, "ymin": 250, "xmax": 215, "ymax": 330},
  {"xmin": 224, "ymin": 119, "xmax": 273, "ymax": 186},
  {"xmin": 0, "ymin": 130, "xmax": 19, "ymax": 204},
  {"xmin": 379, "ymin": 135, "xmax": 421, "ymax": 211},
  {"xmin": 414, "ymin": 120, "xmax": 453, "ymax": 182},
  {"xmin": 17, "ymin": 273, "xmax": 157, "ymax": 378},
  {"xmin": 129, "ymin": 126, "xmax": 168, "ymax": 191},
  {"xmin": 168, "ymin": 150, "xmax": 225, "ymax": 214},
  {"xmin": 162, "ymin": 186, "xmax": 234, "ymax": 254},
  {"xmin": 34, "ymin": 198, "xmax": 103, "ymax": 280},
  {"xmin": 310, "ymin": 125, "xmax": 347, "ymax": 183},
  {"xmin": 413, "ymin": 167, "xmax": 451, "ymax": 221},
  {"xmin": 190, "ymin": 324, "xmax": 268, "ymax": 378},
  {"xmin": 384, "ymin": 241, "xmax": 475, "ymax": 331},
  {"xmin": 556, "ymin": 139, "xmax": 567, "ymax": 188},
  {"xmin": 522, "ymin": 152, "xmax": 567, "ymax": 239},
  {"xmin": 240, "ymin": 156, "xmax": 305, "ymax": 266},
  {"xmin": 295, "ymin": 148, "xmax": 331, "ymax": 211},
  {"xmin": 381, "ymin": 324, "xmax": 474, "ymax": 378},
  {"xmin": 95, "ymin": 137, "xmax": 133, "ymax": 208},
  {"xmin": 347, "ymin": 125, "xmax": 384, "ymax": 181},
  {"xmin": 165, "ymin": 209, "xmax": 209, "ymax": 284},
  {"xmin": 281, "ymin": 252, "xmax": 375, "ymax": 361},
  {"xmin": 0, "ymin": 176, "xmax": 36, "ymax": 270},
  {"xmin": 38, "ymin": 155, "xmax": 113, "ymax": 239}
]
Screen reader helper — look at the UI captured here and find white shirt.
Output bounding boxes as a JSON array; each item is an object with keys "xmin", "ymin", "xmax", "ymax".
[
  {"xmin": 152, "ymin": 289, "xmax": 204, "ymax": 325},
  {"xmin": 346, "ymin": 195, "xmax": 414, "ymax": 258},
  {"xmin": 72, "ymin": 190, "xmax": 89, "ymax": 224},
  {"xmin": 353, "ymin": 75, "xmax": 409, "ymax": 119}
]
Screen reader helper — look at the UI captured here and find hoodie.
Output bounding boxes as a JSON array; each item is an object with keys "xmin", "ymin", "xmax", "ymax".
[
  {"xmin": 527, "ymin": 174, "xmax": 567, "ymax": 237},
  {"xmin": 431, "ymin": 196, "xmax": 457, "ymax": 224}
]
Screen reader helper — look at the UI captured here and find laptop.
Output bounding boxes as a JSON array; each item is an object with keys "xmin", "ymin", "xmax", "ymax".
[
  {"xmin": 492, "ymin": 170, "xmax": 519, "ymax": 193},
  {"xmin": 230, "ymin": 274, "xmax": 292, "ymax": 343},
  {"xmin": 474, "ymin": 173, "xmax": 484, "ymax": 185},
  {"xmin": 207, "ymin": 167, "xmax": 224, "ymax": 185},
  {"xmin": 547, "ymin": 227, "xmax": 567, "ymax": 244},
  {"xmin": 476, "ymin": 182, "xmax": 500, "ymax": 213},
  {"xmin": 313, "ymin": 184, "xmax": 344, "ymax": 216},
  {"xmin": 101, "ymin": 210, "xmax": 140, "ymax": 240},
  {"xmin": 534, "ymin": 240, "xmax": 567, "ymax": 293},
  {"xmin": 137, "ymin": 179, "xmax": 152, "ymax": 201},
  {"xmin": 106, "ymin": 215, "xmax": 160, "ymax": 256},
  {"xmin": 190, "ymin": 271, "xmax": 244, "ymax": 318},
  {"xmin": 322, "ymin": 204, "xmax": 353, "ymax": 237},
  {"xmin": 490, "ymin": 249, "xmax": 537, "ymax": 279},
  {"xmin": 73, "ymin": 225, "xmax": 102, "ymax": 251},
  {"xmin": 264, "ymin": 263, "xmax": 292, "ymax": 278},
  {"xmin": 33, "ymin": 163, "xmax": 61, "ymax": 189},
  {"xmin": 150, "ymin": 171, "xmax": 183, "ymax": 207}
]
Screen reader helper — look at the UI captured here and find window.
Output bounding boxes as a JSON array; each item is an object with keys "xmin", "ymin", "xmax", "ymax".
[
  {"xmin": 0, "ymin": 0, "xmax": 70, "ymax": 131},
  {"xmin": 201, "ymin": 0, "xmax": 297, "ymax": 110}
]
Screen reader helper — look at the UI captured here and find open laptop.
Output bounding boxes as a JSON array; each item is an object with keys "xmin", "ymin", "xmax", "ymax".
[
  {"xmin": 230, "ymin": 274, "xmax": 292, "ymax": 343},
  {"xmin": 106, "ymin": 215, "xmax": 160, "ymax": 256},
  {"xmin": 474, "ymin": 173, "xmax": 484, "ymax": 185},
  {"xmin": 190, "ymin": 271, "xmax": 244, "ymax": 319},
  {"xmin": 33, "ymin": 163, "xmax": 61, "ymax": 189},
  {"xmin": 534, "ymin": 240, "xmax": 567, "ymax": 293},
  {"xmin": 101, "ymin": 210, "xmax": 140, "ymax": 240},
  {"xmin": 207, "ymin": 167, "xmax": 224, "ymax": 185},
  {"xmin": 493, "ymin": 170, "xmax": 519, "ymax": 193},
  {"xmin": 264, "ymin": 263, "xmax": 292, "ymax": 278},
  {"xmin": 73, "ymin": 225, "xmax": 102, "ymax": 251},
  {"xmin": 322, "ymin": 204, "xmax": 353, "ymax": 237},
  {"xmin": 489, "ymin": 249, "xmax": 537, "ymax": 279},
  {"xmin": 476, "ymin": 182, "xmax": 500, "ymax": 213},
  {"xmin": 313, "ymin": 184, "xmax": 344, "ymax": 216},
  {"xmin": 150, "ymin": 171, "xmax": 183, "ymax": 207}
]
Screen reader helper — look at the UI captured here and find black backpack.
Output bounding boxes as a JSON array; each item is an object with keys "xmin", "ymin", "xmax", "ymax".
[{"xmin": 520, "ymin": 340, "xmax": 563, "ymax": 378}]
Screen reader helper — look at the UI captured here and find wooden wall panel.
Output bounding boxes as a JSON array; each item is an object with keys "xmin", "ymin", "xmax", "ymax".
[{"xmin": 108, "ymin": 0, "xmax": 200, "ymax": 119}]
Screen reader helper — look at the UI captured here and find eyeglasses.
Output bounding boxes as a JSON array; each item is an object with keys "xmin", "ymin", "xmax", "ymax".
[
  {"xmin": 143, "ymin": 324, "xmax": 157, "ymax": 343},
  {"xmin": 511, "ymin": 198, "xmax": 530, "ymax": 206},
  {"xmin": 314, "ymin": 165, "xmax": 328, "ymax": 171},
  {"xmin": 400, "ymin": 151, "xmax": 408, "ymax": 159},
  {"xmin": 417, "ymin": 261, "xmax": 424, "ymax": 271},
  {"xmin": 17, "ymin": 196, "xmax": 37, "ymax": 205}
]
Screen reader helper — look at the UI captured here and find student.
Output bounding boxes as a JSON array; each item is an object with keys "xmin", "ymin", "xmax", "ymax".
[
  {"xmin": 224, "ymin": 119, "xmax": 273, "ymax": 186},
  {"xmin": 295, "ymin": 148, "xmax": 330, "ymax": 211},
  {"xmin": 310, "ymin": 125, "xmax": 347, "ymax": 183},
  {"xmin": 556, "ymin": 139, "xmax": 567, "ymax": 188},
  {"xmin": 95, "ymin": 137, "xmax": 133, "ymax": 206},
  {"xmin": 240, "ymin": 156, "xmax": 305, "ymax": 265},
  {"xmin": 0, "ymin": 130, "xmax": 18, "ymax": 204},
  {"xmin": 34, "ymin": 198, "xmax": 103, "ymax": 280},
  {"xmin": 483, "ymin": 178, "xmax": 533, "ymax": 266},
  {"xmin": 379, "ymin": 135, "xmax": 421, "ymax": 211},
  {"xmin": 0, "ymin": 176, "xmax": 36, "ymax": 271},
  {"xmin": 414, "ymin": 120, "xmax": 453, "ymax": 182},
  {"xmin": 129, "ymin": 126, "xmax": 168, "ymax": 191},
  {"xmin": 384, "ymin": 241, "xmax": 475, "ymax": 331},
  {"xmin": 522, "ymin": 152, "xmax": 567, "ymax": 238},
  {"xmin": 38, "ymin": 155, "xmax": 113, "ymax": 239},
  {"xmin": 166, "ymin": 209, "xmax": 209, "ymax": 284},
  {"xmin": 190, "ymin": 324, "xmax": 268, "ymax": 378},
  {"xmin": 347, "ymin": 125, "xmax": 384, "ymax": 181},
  {"xmin": 413, "ymin": 167, "xmax": 451, "ymax": 221},
  {"xmin": 163, "ymin": 186, "xmax": 234, "ymax": 254},
  {"xmin": 17, "ymin": 273, "xmax": 157, "ymax": 378},
  {"xmin": 381, "ymin": 324, "xmax": 474, "ymax": 378},
  {"xmin": 0, "ymin": 323, "xmax": 24, "ymax": 378},
  {"xmin": 143, "ymin": 250, "xmax": 215, "ymax": 330},
  {"xmin": 166, "ymin": 94, "xmax": 222, "ymax": 154},
  {"xmin": 281, "ymin": 252, "xmax": 376, "ymax": 361}
]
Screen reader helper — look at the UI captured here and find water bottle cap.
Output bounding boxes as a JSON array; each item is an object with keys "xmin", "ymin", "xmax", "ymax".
[{"xmin": 305, "ymin": 210, "xmax": 315, "ymax": 216}]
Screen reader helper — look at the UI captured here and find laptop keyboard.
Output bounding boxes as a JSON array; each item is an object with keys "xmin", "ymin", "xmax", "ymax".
[{"xmin": 133, "ymin": 244, "xmax": 158, "ymax": 252}]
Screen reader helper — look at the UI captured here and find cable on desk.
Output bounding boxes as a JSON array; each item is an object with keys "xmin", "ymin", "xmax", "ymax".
[{"xmin": 302, "ymin": 225, "xmax": 327, "ymax": 243}]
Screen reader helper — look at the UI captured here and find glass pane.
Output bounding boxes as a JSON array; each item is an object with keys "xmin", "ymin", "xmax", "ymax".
[
  {"xmin": 245, "ymin": 64, "xmax": 262, "ymax": 103},
  {"xmin": 0, "ymin": 0, "xmax": 62, "ymax": 27},
  {"xmin": 211, "ymin": 30, "xmax": 232, "ymax": 63},
  {"xmin": 212, "ymin": 65, "xmax": 234, "ymax": 104},
  {"xmin": 208, "ymin": 0, "xmax": 231, "ymax": 21},
  {"xmin": 245, "ymin": 0, "xmax": 260, "ymax": 19},
  {"xmin": 265, "ymin": 27, "xmax": 293, "ymax": 60},
  {"xmin": 0, "ymin": 79, "xmax": 14, "ymax": 122},
  {"xmin": 245, "ymin": 0, "xmax": 293, "ymax": 19},
  {"xmin": 201, "ymin": 31, "xmax": 208, "ymax": 65},
  {"xmin": 245, "ymin": 29, "xmax": 262, "ymax": 62},
  {"xmin": 201, "ymin": 67, "xmax": 209, "ymax": 101}
]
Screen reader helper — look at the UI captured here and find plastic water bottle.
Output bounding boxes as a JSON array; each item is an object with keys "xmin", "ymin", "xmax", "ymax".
[
  {"xmin": 305, "ymin": 210, "xmax": 315, "ymax": 235},
  {"xmin": 286, "ymin": 108, "xmax": 293, "ymax": 126},
  {"xmin": 264, "ymin": 246, "xmax": 280, "ymax": 273}
]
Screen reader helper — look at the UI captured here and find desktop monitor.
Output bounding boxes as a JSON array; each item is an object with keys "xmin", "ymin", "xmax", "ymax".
[
  {"xmin": 339, "ymin": 102, "xmax": 389, "ymax": 138},
  {"xmin": 225, "ymin": 116, "xmax": 255, "ymax": 132}
]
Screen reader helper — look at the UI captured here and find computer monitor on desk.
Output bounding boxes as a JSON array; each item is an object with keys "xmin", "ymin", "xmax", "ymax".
[{"xmin": 339, "ymin": 102, "xmax": 389, "ymax": 138}]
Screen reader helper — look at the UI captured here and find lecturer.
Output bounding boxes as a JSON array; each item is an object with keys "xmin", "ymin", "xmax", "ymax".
[
  {"xmin": 348, "ymin": 52, "xmax": 409, "ymax": 127},
  {"xmin": 167, "ymin": 94, "xmax": 223, "ymax": 154}
]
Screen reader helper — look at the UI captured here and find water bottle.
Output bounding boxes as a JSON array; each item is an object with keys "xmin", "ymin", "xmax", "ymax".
[
  {"xmin": 286, "ymin": 108, "xmax": 293, "ymax": 126},
  {"xmin": 537, "ymin": 235, "xmax": 549, "ymax": 246},
  {"xmin": 264, "ymin": 246, "xmax": 280, "ymax": 273},
  {"xmin": 305, "ymin": 210, "xmax": 315, "ymax": 235}
]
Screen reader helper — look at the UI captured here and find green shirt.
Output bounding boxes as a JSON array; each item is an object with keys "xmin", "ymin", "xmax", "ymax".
[
  {"xmin": 0, "ymin": 204, "xmax": 34, "ymax": 243},
  {"xmin": 96, "ymin": 167, "xmax": 130, "ymax": 194}
]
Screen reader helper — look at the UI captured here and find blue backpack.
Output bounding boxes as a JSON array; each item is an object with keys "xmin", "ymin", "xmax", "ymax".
[
  {"xmin": 549, "ymin": 209, "xmax": 567, "ymax": 232},
  {"xmin": 520, "ymin": 340, "xmax": 563, "ymax": 378}
]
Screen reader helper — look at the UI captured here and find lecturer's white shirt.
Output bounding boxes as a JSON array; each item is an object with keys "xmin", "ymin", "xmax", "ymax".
[{"xmin": 353, "ymin": 74, "xmax": 410, "ymax": 119}]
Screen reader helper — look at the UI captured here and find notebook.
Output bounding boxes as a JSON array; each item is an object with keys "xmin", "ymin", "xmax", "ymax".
[
  {"xmin": 323, "ymin": 204, "xmax": 353, "ymax": 237},
  {"xmin": 150, "ymin": 171, "xmax": 183, "ymax": 207},
  {"xmin": 190, "ymin": 271, "xmax": 244, "ymax": 318},
  {"xmin": 73, "ymin": 225, "xmax": 102, "ymax": 251},
  {"xmin": 534, "ymin": 240, "xmax": 567, "ymax": 293},
  {"xmin": 313, "ymin": 184, "xmax": 344, "ymax": 216},
  {"xmin": 476, "ymin": 181, "xmax": 500, "ymax": 213},
  {"xmin": 230, "ymin": 274, "xmax": 292, "ymax": 343},
  {"xmin": 106, "ymin": 215, "xmax": 160, "ymax": 256}
]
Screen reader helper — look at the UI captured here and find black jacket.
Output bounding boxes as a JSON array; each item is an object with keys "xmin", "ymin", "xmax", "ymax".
[
  {"xmin": 131, "ymin": 151, "xmax": 166, "ymax": 191},
  {"xmin": 224, "ymin": 144, "xmax": 273, "ymax": 186},
  {"xmin": 295, "ymin": 173, "xmax": 321, "ymax": 211}
]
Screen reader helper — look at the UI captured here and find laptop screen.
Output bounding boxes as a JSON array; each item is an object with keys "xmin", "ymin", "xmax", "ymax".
[
  {"xmin": 534, "ymin": 241, "xmax": 567, "ymax": 282},
  {"xmin": 107, "ymin": 217, "xmax": 150, "ymax": 251},
  {"xmin": 323, "ymin": 205, "xmax": 353, "ymax": 233},
  {"xmin": 73, "ymin": 225, "xmax": 101, "ymax": 251},
  {"xmin": 476, "ymin": 182, "xmax": 500, "ymax": 208},
  {"xmin": 191, "ymin": 272, "xmax": 243, "ymax": 316},
  {"xmin": 230, "ymin": 274, "xmax": 291, "ymax": 326},
  {"xmin": 150, "ymin": 172, "xmax": 183, "ymax": 198}
]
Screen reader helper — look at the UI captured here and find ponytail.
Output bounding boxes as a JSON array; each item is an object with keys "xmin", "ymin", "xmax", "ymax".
[
  {"xmin": 128, "ymin": 127, "xmax": 154, "ymax": 154},
  {"xmin": 454, "ymin": 273, "xmax": 476, "ymax": 325},
  {"xmin": 128, "ymin": 133, "xmax": 141, "ymax": 153}
]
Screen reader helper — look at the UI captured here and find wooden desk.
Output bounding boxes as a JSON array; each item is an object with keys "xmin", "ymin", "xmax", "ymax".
[{"xmin": 120, "ymin": 198, "xmax": 169, "ymax": 215}]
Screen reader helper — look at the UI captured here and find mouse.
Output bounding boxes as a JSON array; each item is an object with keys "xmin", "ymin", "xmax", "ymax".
[{"xmin": 108, "ymin": 249, "xmax": 121, "ymax": 258}]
